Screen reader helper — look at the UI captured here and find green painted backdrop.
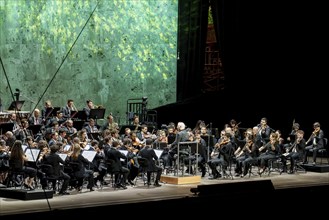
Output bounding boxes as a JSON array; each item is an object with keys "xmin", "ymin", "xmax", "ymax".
[{"xmin": 0, "ymin": 0, "xmax": 177, "ymax": 124}]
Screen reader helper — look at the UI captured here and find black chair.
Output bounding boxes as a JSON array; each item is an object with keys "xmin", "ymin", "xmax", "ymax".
[
  {"xmin": 318, "ymin": 138, "xmax": 328, "ymax": 164},
  {"xmin": 67, "ymin": 162, "xmax": 85, "ymax": 191},
  {"xmin": 135, "ymin": 157, "xmax": 149, "ymax": 186},
  {"xmin": 105, "ymin": 159, "xmax": 115, "ymax": 187},
  {"xmin": 5, "ymin": 162, "xmax": 26, "ymax": 189},
  {"xmin": 39, "ymin": 164, "xmax": 61, "ymax": 192}
]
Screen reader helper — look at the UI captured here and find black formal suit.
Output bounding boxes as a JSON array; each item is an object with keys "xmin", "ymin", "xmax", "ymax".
[
  {"xmin": 28, "ymin": 116, "xmax": 43, "ymax": 126},
  {"xmin": 106, "ymin": 147, "xmax": 129, "ymax": 188},
  {"xmin": 43, "ymin": 152, "xmax": 70, "ymax": 193},
  {"xmin": 69, "ymin": 154, "xmax": 94, "ymax": 190},
  {"xmin": 138, "ymin": 145, "xmax": 162, "ymax": 186}
]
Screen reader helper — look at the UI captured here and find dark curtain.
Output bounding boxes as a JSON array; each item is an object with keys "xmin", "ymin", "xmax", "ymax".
[
  {"xmin": 177, "ymin": 0, "xmax": 209, "ymax": 102},
  {"xmin": 209, "ymin": 0, "xmax": 240, "ymax": 91}
]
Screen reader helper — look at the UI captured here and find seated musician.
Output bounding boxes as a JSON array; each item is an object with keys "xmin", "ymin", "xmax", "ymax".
[
  {"xmin": 69, "ymin": 143, "xmax": 95, "ymax": 192},
  {"xmin": 42, "ymin": 143, "xmax": 71, "ymax": 195},
  {"xmin": 118, "ymin": 138, "xmax": 139, "ymax": 186},
  {"xmin": 208, "ymin": 132, "xmax": 234, "ymax": 179},
  {"xmin": 105, "ymin": 140, "xmax": 129, "ymax": 189},
  {"xmin": 90, "ymin": 140, "xmax": 108, "ymax": 186}
]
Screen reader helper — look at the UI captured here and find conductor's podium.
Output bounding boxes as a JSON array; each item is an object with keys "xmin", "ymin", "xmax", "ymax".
[
  {"xmin": 160, "ymin": 141, "xmax": 201, "ymax": 185},
  {"xmin": 160, "ymin": 174, "xmax": 201, "ymax": 185}
]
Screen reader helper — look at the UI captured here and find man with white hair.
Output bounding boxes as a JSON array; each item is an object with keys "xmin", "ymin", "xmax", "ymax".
[{"xmin": 168, "ymin": 122, "xmax": 190, "ymax": 166}]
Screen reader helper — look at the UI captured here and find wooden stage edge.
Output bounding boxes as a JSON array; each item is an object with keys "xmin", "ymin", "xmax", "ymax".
[{"xmin": 160, "ymin": 175, "xmax": 201, "ymax": 185}]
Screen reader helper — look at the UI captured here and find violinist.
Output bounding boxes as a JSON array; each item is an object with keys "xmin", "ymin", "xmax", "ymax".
[
  {"xmin": 257, "ymin": 132, "xmax": 280, "ymax": 174},
  {"xmin": 229, "ymin": 119, "xmax": 242, "ymax": 143},
  {"xmin": 207, "ymin": 132, "xmax": 234, "ymax": 179},
  {"xmin": 119, "ymin": 138, "xmax": 139, "ymax": 186},
  {"xmin": 131, "ymin": 131, "xmax": 143, "ymax": 150},
  {"xmin": 282, "ymin": 130, "xmax": 306, "ymax": 173},
  {"xmin": 303, "ymin": 122, "xmax": 325, "ymax": 165},
  {"xmin": 234, "ymin": 134, "xmax": 253, "ymax": 177}
]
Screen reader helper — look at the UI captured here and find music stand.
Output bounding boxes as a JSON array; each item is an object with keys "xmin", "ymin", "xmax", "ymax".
[
  {"xmin": 89, "ymin": 108, "xmax": 106, "ymax": 123},
  {"xmin": 81, "ymin": 150, "xmax": 97, "ymax": 162},
  {"xmin": 0, "ymin": 123, "xmax": 14, "ymax": 134},
  {"xmin": 28, "ymin": 124, "xmax": 42, "ymax": 137},
  {"xmin": 177, "ymin": 141, "xmax": 198, "ymax": 177},
  {"xmin": 24, "ymin": 148, "xmax": 41, "ymax": 162},
  {"xmin": 88, "ymin": 132, "xmax": 100, "ymax": 141},
  {"xmin": 74, "ymin": 110, "xmax": 87, "ymax": 121},
  {"xmin": 8, "ymin": 100, "xmax": 25, "ymax": 111},
  {"xmin": 44, "ymin": 107, "xmax": 61, "ymax": 118}
]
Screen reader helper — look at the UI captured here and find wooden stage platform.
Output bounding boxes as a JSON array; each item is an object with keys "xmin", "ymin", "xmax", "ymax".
[{"xmin": 1, "ymin": 164, "xmax": 328, "ymax": 219}]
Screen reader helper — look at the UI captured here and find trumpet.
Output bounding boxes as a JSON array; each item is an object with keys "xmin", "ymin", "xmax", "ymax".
[{"xmin": 94, "ymin": 105, "xmax": 104, "ymax": 109}]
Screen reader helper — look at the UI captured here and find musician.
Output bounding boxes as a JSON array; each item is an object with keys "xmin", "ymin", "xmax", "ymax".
[
  {"xmin": 46, "ymin": 110, "xmax": 65, "ymax": 128},
  {"xmin": 77, "ymin": 128, "xmax": 91, "ymax": 150},
  {"xmin": 286, "ymin": 123, "xmax": 300, "ymax": 145},
  {"xmin": 207, "ymin": 132, "xmax": 234, "ymax": 179},
  {"xmin": 0, "ymin": 139, "xmax": 10, "ymax": 184},
  {"xmin": 105, "ymin": 140, "xmax": 129, "ymax": 189},
  {"xmin": 4, "ymin": 131, "xmax": 16, "ymax": 150},
  {"xmin": 42, "ymin": 143, "xmax": 71, "ymax": 195},
  {"xmin": 41, "ymin": 100, "xmax": 53, "ymax": 122},
  {"xmin": 192, "ymin": 119, "xmax": 206, "ymax": 134},
  {"xmin": 282, "ymin": 129, "xmax": 306, "ymax": 174},
  {"xmin": 84, "ymin": 118, "xmax": 99, "ymax": 134},
  {"xmin": 131, "ymin": 114, "xmax": 141, "ymax": 131},
  {"xmin": 256, "ymin": 117, "xmax": 272, "ymax": 145},
  {"xmin": 83, "ymin": 99, "xmax": 94, "ymax": 121},
  {"xmin": 200, "ymin": 125, "xmax": 215, "ymax": 161},
  {"xmin": 138, "ymin": 138, "xmax": 162, "ymax": 187},
  {"xmin": 90, "ymin": 140, "xmax": 108, "ymax": 186},
  {"xmin": 119, "ymin": 138, "xmax": 139, "ymax": 186},
  {"xmin": 9, "ymin": 140, "xmax": 37, "ymax": 190},
  {"xmin": 62, "ymin": 99, "xmax": 77, "ymax": 119},
  {"xmin": 8, "ymin": 113, "xmax": 20, "ymax": 134},
  {"xmin": 69, "ymin": 143, "xmax": 95, "ymax": 192},
  {"xmin": 120, "ymin": 127, "xmax": 132, "ymax": 141},
  {"xmin": 15, "ymin": 119, "xmax": 33, "ymax": 144},
  {"xmin": 229, "ymin": 119, "xmax": 242, "ymax": 143},
  {"xmin": 166, "ymin": 125, "xmax": 177, "ymax": 145},
  {"xmin": 137, "ymin": 124, "xmax": 156, "ymax": 144},
  {"xmin": 28, "ymin": 108, "xmax": 43, "ymax": 126},
  {"xmin": 241, "ymin": 131, "xmax": 261, "ymax": 177},
  {"xmin": 100, "ymin": 114, "xmax": 119, "ymax": 133},
  {"xmin": 61, "ymin": 119, "xmax": 78, "ymax": 134},
  {"xmin": 131, "ymin": 131, "xmax": 143, "ymax": 150},
  {"xmin": 303, "ymin": 122, "xmax": 325, "ymax": 165},
  {"xmin": 194, "ymin": 132, "xmax": 207, "ymax": 177},
  {"xmin": 257, "ymin": 132, "xmax": 280, "ymax": 174},
  {"xmin": 48, "ymin": 131, "xmax": 59, "ymax": 147}
]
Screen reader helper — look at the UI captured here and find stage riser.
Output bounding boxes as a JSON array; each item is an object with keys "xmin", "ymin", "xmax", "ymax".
[
  {"xmin": 302, "ymin": 164, "xmax": 329, "ymax": 173},
  {"xmin": 160, "ymin": 175, "xmax": 201, "ymax": 185},
  {"xmin": 0, "ymin": 188, "xmax": 53, "ymax": 200}
]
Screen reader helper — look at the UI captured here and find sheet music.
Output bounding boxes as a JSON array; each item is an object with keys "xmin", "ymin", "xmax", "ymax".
[
  {"xmin": 58, "ymin": 153, "xmax": 68, "ymax": 162},
  {"xmin": 154, "ymin": 149, "xmax": 163, "ymax": 159},
  {"xmin": 25, "ymin": 148, "xmax": 40, "ymax": 162},
  {"xmin": 22, "ymin": 144, "xmax": 28, "ymax": 152},
  {"xmin": 84, "ymin": 144, "xmax": 91, "ymax": 151},
  {"xmin": 63, "ymin": 144, "xmax": 71, "ymax": 152},
  {"xmin": 81, "ymin": 150, "xmax": 97, "ymax": 162},
  {"xmin": 119, "ymin": 150, "xmax": 128, "ymax": 162}
]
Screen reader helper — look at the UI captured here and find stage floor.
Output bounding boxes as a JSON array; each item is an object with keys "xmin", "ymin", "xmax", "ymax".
[{"xmin": 1, "ymin": 165, "xmax": 328, "ymax": 218}]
